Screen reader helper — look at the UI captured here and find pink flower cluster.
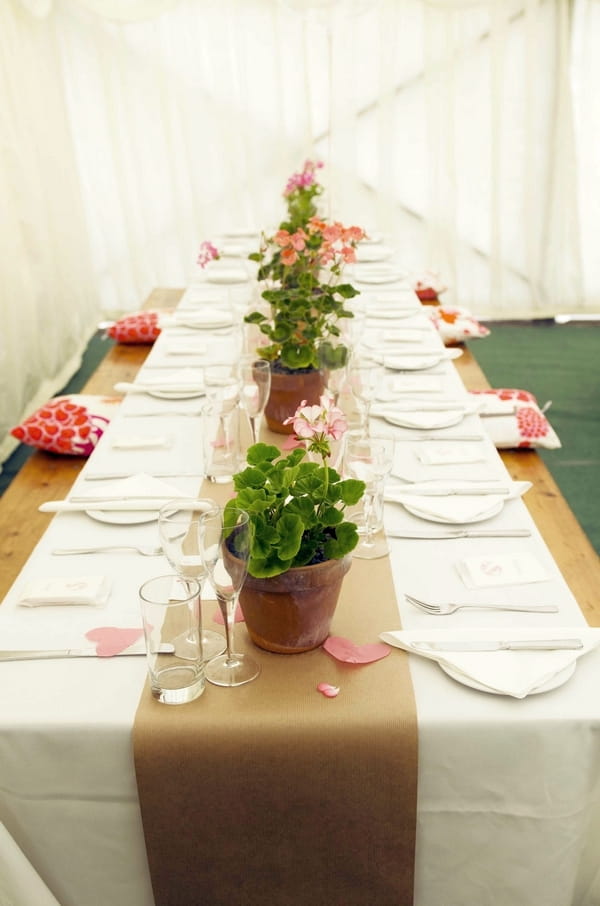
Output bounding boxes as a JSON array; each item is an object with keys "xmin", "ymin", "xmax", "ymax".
[
  {"xmin": 283, "ymin": 159, "xmax": 324, "ymax": 197},
  {"xmin": 197, "ymin": 240, "xmax": 220, "ymax": 269},
  {"xmin": 273, "ymin": 217, "xmax": 365, "ymax": 269},
  {"xmin": 284, "ymin": 395, "xmax": 347, "ymax": 452}
]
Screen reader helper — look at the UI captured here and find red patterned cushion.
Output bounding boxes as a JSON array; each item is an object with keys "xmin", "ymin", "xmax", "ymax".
[
  {"xmin": 106, "ymin": 310, "xmax": 166, "ymax": 344},
  {"xmin": 11, "ymin": 395, "xmax": 120, "ymax": 456},
  {"xmin": 469, "ymin": 388, "xmax": 561, "ymax": 450},
  {"xmin": 428, "ymin": 306, "xmax": 490, "ymax": 345}
]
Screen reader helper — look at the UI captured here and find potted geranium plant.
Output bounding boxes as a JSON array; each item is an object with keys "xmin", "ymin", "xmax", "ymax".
[
  {"xmin": 246, "ymin": 215, "xmax": 365, "ymax": 432},
  {"xmin": 224, "ymin": 397, "xmax": 365, "ymax": 654}
]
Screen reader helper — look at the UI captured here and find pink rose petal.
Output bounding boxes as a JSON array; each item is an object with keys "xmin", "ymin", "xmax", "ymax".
[
  {"xmin": 317, "ymin": 682, "xmax": 340, "ymax": 698},
  {"xmin": 85, "ymin": 626, "xmax": 144, "ymax": 657},
  {"xmin": 212, "ymin": 603, "xmax": 245, "ymax": 625},
  {"xmin": 323, "ymin": 636, "xmax": 391, "ymax": 665}
]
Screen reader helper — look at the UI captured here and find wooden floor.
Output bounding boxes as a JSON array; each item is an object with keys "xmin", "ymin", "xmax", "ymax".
[{"xmin": 1, "ymin": 288, "xmax": 599, "ymax": 626}]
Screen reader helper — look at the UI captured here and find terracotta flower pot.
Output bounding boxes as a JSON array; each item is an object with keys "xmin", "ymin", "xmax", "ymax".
[
  {"xmin": 238, "ymin": 555, "xmax": 352, "ymax": 654},
  {"xmin": 264, "ymin": 368, "xmax": 325, "ymax": 434}
]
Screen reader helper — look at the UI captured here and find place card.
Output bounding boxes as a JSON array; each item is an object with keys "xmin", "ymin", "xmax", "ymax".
[
  {"xmin": 19, "ymin": 576, "xmax": 112, "ymax": 607},
  {"xmin": 416, "ymin": 443, "xmax": 487, "ymax": 465},
  {"xmin": 455, "ymin": 553, "xmax": 549, "ymax": 589}
]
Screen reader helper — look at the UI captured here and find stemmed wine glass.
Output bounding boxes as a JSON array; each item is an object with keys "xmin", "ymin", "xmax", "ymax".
[
  {"xmin": 199, "ymin": 506, "xmax": 260, "ymax": 687},
  {"xmin": 343, "ymin": 435, "xmax": 395, "ymax": 559},
  {"xmin": 348, "ymin": 358, "xmax": 384, "ymax": 433},
  {"xmin": 237, "ymin": 355, "xmax": 271, "ymax": 446},
  {"xmin": 158, "ymin": 499, "xmax": 227, "ymax": 661}
]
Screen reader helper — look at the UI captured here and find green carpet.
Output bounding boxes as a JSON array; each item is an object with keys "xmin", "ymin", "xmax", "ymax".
[
  {"xmin": 473, "ymin": 321, "xmax": 600, "ymax": 555},
  {"xmin": 2, "ymin": 321, "xmax": 598, "ymax": 554}
]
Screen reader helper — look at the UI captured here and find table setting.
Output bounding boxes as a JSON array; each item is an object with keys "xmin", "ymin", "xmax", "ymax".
[{"xmin": 1, "ymin": 201, "xmax": 600, "ymax": 905}]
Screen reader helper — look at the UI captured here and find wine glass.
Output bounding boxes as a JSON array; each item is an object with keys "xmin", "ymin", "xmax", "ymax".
[
  {"xmin": 316, "ymin": 337, "xmax": 349, "ymax": 407},
  {"xmin": 199, "ymin": 506, "xmax": 260, "ymax": 687},
  {"xmin": 158, "ymin": 499, "xmax": 227, "ymax": 661},
  {"xmin": 237, "ymin": 355, "xmax": 271, "ymax": 445},
  {"xmin": 343, "ymin": 435, "xmax": 395, "ymax": 559},
  {"xmin": 348, "ymin": 358, "xmax": 384, "ymax": 433}
]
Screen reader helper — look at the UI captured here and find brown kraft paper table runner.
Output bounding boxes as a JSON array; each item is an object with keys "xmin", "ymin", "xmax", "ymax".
[{"xmin": 134, "ymin": 473, "xmax": 418, "ymax": 905}]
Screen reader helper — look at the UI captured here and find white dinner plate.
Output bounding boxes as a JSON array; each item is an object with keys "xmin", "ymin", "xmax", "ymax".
[
  {"xmin": 85, "ymin": 509, "xmax": 158, "ymax": 525},
  {"xmin": 401, "ymin": 497, "xmax": 505, "ymax": 524},
  {"xmin": 439, "ymin": 660, "xmax": 576, "ymax": 696}
]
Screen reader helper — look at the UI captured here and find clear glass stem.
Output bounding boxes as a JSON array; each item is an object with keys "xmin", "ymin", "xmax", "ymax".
[{"xmin": 220, "ymin": 592, "xmax": 238, "ymax": 666}]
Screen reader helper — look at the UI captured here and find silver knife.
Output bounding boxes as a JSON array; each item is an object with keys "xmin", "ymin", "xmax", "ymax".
[
  {"xmin": 0, "ymin": 643, "xmax": 173, "ymax": 662},
  {"xmin": 386, "ymin": 529, "xmax": 531, "ymax": 539},
  {"xmin": 410, "ymin": 638, "xmax": 583, "ymax": 652}
]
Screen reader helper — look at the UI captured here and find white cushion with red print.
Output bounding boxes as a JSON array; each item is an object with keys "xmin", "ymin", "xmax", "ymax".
[
  {"xmin": 11, "ymin": 395, "xmax": 120, "ymax": 456},
  {"xmin": 428, "ymin": 306, "xmax": 490, "ymax": 345},
  {"xmin": 469, "ymin": 388, "xmax": 561, "ymax": 450},
  {"xmin": 106, "ymin": 310, "xmax": 166, "ymax": 344}
]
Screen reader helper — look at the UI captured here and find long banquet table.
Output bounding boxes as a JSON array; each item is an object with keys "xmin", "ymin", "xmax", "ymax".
[{"xmin": 1, "ymin": 270, "xmax": 600, "ymax": 906}]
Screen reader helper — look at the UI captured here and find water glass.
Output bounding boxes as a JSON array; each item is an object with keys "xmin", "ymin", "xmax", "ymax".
[
  {"xmin": 202, "ymin": 399, "xmax": 242, "ymax": 483},
  {"xmin": 139, "ymin": 575, "xmax": 205, "ymax": 705},
  {"xmin": 237, "ymin": 355, "xmax": 271, "ymax": 446},
  {"xmin": 343, "ymin": 435, "xmax": 395, "ymax": 559}
]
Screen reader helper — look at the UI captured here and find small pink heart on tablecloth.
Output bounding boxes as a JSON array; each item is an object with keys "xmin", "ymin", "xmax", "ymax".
[
  {"xmin": 323, "ymin": 636, "xmax": 390, "ymax": 665},
  {"xmin": 317, "ymin": 682, "xmax": 340, "ymax": 698},
  {"xmin": 85, "ymin": 626, "xmax": 144, "ymax": 657},
  {"xmin": 212, "ymin": 604, "xmax": 245, "ymax": 625}
]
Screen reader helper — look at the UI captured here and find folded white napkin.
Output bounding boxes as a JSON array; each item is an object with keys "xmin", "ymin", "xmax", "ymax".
[
  {"xmin": 381, "ymin": 348, "xmax": 463, "ymax": 371},
  {"xmin": 366, "ymin": 306, "xmax": 421, "ymax": 319},
  {"xmin": 114, "ymin": 368, "xmax": 205, "ymax": 395},
  {"xmin": 384, "ymin": 480, "xmax": 531, "ymax": 524},
  {"xmin": 354, "ymin": 243, "xmax": 394, "ymax": 262},
  {"xmin": 372, "ymin": 399, "xmax": 477, "ymax": 430},
  {"xmin": 380, "ymin": 627, "xmax": 600, "ymax": 698},
  {"xmin": 164, "ymin": 340, "xmax": 209, "ymax": 356},
  {"xmin": 161, "ymin": 311, "xmax": 234, "ymax": 329},
  {"xmin": 377, "ymin": 375, "xmax": 444, "ymax": 398},
  {"xmin": 204, "ymin": 267, "xmax": 249, "ymax": 285},
  {"xmin": 110, "ymin": 434, "xmax": 171, "ymax": 450},
  {"xmin": 19, "ymin": 576, "xmax": 111, "ymax": 607}
]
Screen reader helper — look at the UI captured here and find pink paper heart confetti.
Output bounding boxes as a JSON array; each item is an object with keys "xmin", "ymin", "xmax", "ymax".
[
  {"xmin": 85, "ymin": 626, "xmax": 144, "ymax": 657},
  {"xmin": 212, "ymin": 603, "xmax": 245, "ymax": 625},
  {"xmin": 323, "ymin": 636, "xmax": 391, "ymax": 665},
  {"xmin": 317, "ymin": 682, "xmax": 340, "ymax": 698}
]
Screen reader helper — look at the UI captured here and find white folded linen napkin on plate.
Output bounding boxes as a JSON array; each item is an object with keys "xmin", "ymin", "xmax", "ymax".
[
  {"xmin": 379, "ymin": 627, "xmax": 600, "ymax": 698},
  {"xmin": 38, "ymin": 473, "xmax": 188, "ymax": 514},
  {"xmin": 377, "ymin": 348, "xmax": 463, "ymax": 370},
  {"xmin": 19, "ymin": 575, "xmax": 111, "ymax": 607},
  {"xmin": 371, "ymin": 399, "xmax": 479, "ymax": 430},
  {"xmin": 114, "ymin": 368, "xmax": 205, "ymax": 395},
  {"xmin": 384, "ymin": 480, "xmax": 531, "ymax": 524}
]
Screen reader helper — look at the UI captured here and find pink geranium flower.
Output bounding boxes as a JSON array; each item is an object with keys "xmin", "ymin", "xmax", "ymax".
[
  {"xmin": 197, "ymin": 240, "xmax": 220, "ymax": 269},
  {"xmin": 284, "ymin": 395, "xmax": 347, "ymax": 456}
]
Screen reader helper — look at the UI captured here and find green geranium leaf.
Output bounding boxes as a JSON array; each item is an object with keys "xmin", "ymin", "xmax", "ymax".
[
  {"xmin": 338, "ymin": 478, "xmax": 366, "ymax": 506},
  {"xmin": 324, "ymin": 522, "xmax": 359, "ymax": 559},
  {"xmin": 276, "ymin": 514, "xmax": 304, "ymax": 559}
]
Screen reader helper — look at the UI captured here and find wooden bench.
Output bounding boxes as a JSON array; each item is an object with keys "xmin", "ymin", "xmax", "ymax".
[{"xmin": 2, "ymin": 288, "xmax": 599, "ymax": 624}]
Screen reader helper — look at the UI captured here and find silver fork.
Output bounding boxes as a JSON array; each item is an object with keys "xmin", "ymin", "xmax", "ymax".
[
  {"xmin": 405, "ymin": 594, "xmax": 559, "ymax": 615},
  {"xmin": 51, "ymin": 545, "xmax": 164, "ymax": 557}
]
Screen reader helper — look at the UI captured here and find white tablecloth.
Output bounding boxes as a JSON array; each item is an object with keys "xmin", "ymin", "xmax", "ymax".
[{"xmin": 1, "ymin": 276, "xmax": 599, "ymax": 906}]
